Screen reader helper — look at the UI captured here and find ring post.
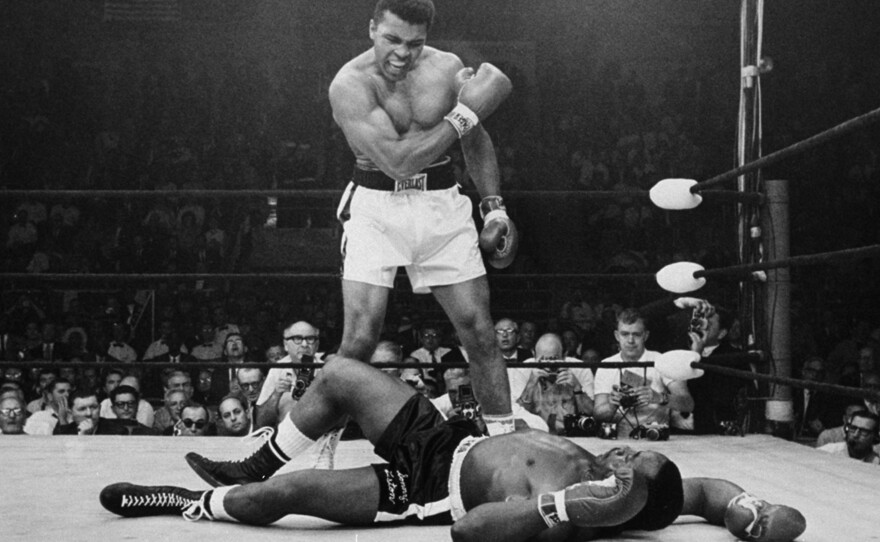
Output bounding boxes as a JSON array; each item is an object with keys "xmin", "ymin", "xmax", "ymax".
[{"xmin": 763, "ymin": 179, "xmax": 794, "ymax": 437}]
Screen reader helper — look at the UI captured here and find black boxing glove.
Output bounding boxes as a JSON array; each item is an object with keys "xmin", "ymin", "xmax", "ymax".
[
  {"xmin": 479, "ymin": 196, "xmax": 518, "ymax": 269},
  {"xmin": 537, "ymin": 468, "xmax": 648, "ymax": 528}
]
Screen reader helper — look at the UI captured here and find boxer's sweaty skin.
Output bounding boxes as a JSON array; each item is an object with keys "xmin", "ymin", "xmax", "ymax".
[{"xmin": 330, "ymin": 15, "xmax": 462, "ymax": 178}]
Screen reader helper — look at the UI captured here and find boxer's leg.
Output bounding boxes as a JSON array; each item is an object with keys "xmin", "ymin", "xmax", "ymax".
[
  {"xmin": 101, "ymin": 466, "xmax": 381, "ymax": 526},
  {"xmin": 432, "ymin": 277, "xmax": 514, "ymax": 434},
  {"xmin": 337, "ymin": 279, "xmax": 390, "ymax": 360},
  {"xmin": 187, "ymin": 356, "xmax": 417, "ymax": 486}
]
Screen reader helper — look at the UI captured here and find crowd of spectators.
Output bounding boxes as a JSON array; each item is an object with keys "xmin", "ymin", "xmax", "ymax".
[{"xmin": 2, "ymin": 12, "xmax": 880, "ymax": 461}]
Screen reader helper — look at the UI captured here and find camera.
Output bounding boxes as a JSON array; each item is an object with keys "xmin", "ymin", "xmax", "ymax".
[
  {"xmin": 718, "ymin": 420, "xmax": 743, "ymax": 436},
  {"xmin": 453, "ymin": 384, "xmax": 481, "ymax": 421},
  {"xmin": 689, "ymin": 307, "xmax": 706, "ymax": 334},
  {"xmin": 292, "ymin": 355, "xmax": 315, "ymax": 399},
  {"xmin": 563, "ymin": 414, "xmax": 597, "ymax": 437},
  {"xmin": 539, "ymin": 367, "xmax": 559, "ymax": 386},
  {"xmin": 598, "ymin": 422, "xmax": 618, "ymax": 439},
  {"xmin": 629, "ymin": 422, "xmax": 670, "ymax": 441},
  {"xmin": 617, "ymin": 384, "xmax": 639, "ymax": 409}
]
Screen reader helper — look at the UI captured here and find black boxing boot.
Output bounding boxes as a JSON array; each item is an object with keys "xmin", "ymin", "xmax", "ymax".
[
  {"xmin": 100, "ymin": 483, "xmax": 205, "ymax": 518},
  {"xmin": 186, "ymin": 437, "xmax": 290, "ymax": 487}
]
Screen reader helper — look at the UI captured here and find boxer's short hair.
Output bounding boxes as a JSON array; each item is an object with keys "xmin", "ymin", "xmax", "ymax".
[{"xmin": 374, "ymin": 0, "xmax": 435, "ymax": 30}]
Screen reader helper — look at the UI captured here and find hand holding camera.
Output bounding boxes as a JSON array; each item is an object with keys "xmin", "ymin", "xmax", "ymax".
[
  {"xmin": 275, "ymin": 371, "xmax": 294, "ymax": 395},
  {"xmin": 611, "ymin": 384, "xmax": 642, "ymax": 409},
  {"xmin": 292, "ymin": 355, "xmax": 315, "ymax": 399},
  {"xmin": 451, "ymin": 384, "xmax": 481, "ymax": 421}
]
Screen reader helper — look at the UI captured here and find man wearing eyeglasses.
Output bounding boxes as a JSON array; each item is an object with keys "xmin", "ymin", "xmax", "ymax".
[
  {"xmin": 174, "ymin": 403, "xmax": 214, "ymax": 436},
  {"xmin": 817, "ymin": 409, "xmax": 880, "ymax": 464},
  {"xmin": 494, "ymin": 318, "xmax": 532, "ymax": 363},
  {"xmin": 99, "ymin": 374, "xmax": 155, "ymax": 428},
  {"xmin": 254, "ymin": 321, "xmax": 323, "ymax": 430},
  {"xmin": 105, "ymin": 384, "xmax": 157, "ymax": 435},
  {"xmin": 0, "ymin": 395, "xmax": 27, "ymax": 435}
]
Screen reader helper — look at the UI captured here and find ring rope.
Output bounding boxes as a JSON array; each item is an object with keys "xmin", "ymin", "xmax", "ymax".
[
  {"xmin": 8, "ymin": 355, "xmax": 874, "ymax": 401},
  {"xmin": 693, "ymin": 104, "xmax": 880, "ymax": 193},
  {"xmin": 693, "ymin": 361, "xmax": 880, "ymax": 402},
  {"xmin": 0, "ymin": 188, "xmax": 763, "ymax": 204},
  {"xmin": 694, "ymin": 244, "xmax": 880, "ymax": 279},
  {"xmin": 0, "ymin": 272, "xmax": 658, "ymax": 282}
]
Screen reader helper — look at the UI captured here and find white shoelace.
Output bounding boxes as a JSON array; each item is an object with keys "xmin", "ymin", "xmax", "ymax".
[
  {"xmin": 182, "ymin": 492, "xmax": 211, "ymax": 522},
  {"xmin": 121, "ymin": 491, "xmax": 195, "ymax": 511}
]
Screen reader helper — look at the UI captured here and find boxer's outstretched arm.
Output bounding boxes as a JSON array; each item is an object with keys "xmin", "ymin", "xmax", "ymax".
[
  {"xmin": 682, "ymin": 477, "xmax": 743, "ymax": 525},
  {"xmin": 461, "ymin": 124, "xmax": 501, "ymax": 198},
  {"xmin": 329, "ymin": 72, "xmax": 460, "ymax": 180},
  {"xmin": 450, "ymin": 499, "xmax": 582, "ymax": 542},
  {"xmin": 683, "ymin": 477, "xmax": 806, "ymax": 542}
]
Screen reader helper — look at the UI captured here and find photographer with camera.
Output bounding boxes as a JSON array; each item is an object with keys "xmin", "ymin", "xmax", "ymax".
[
  {"xmin": 686, "ymin": 304, "xmax": 755, "ymax": 435},
  {"xmin": 513, "ymin": 333, "xmax": 594, "ymax": 434},
  {"xmin": 254, "ymin": 321, "xmax": 324, "ymax": 429},
  {"xmin": 594, "ymin": 308, "xmax": 694, "ymax": 440},
  {"xmin": 433, "ymin": 367, "xmax": 548, "ymax": 431}
]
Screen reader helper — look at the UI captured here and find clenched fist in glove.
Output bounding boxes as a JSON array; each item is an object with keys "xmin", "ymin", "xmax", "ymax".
[
  {"xmin": 444, "ymin": 63, "xmax": 512, "ymax": 138},
  {"xmin": 479, "ymin": 196, "xmax": 518, "ymax": 269},
  {"xmin": 537, "ymin": 467, "xmax": 648, "ymax": 529}
]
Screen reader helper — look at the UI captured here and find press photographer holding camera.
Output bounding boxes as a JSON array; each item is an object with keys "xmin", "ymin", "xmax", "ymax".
[
  {"xmin": 254, "ymin": 320, "xmax": 323, "ymax": 429},
  {"xmin": 513, "ymin": 333, "xmax": 594, "ymax": 434},
  {"xmin": 593, "ymin": 308, "xmax": 694, "ymax": 439}
]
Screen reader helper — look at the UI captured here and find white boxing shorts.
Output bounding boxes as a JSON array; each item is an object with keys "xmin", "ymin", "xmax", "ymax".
[{"xmin": 336, "ymin": 159, "xmax": 486, "ymax": 294}]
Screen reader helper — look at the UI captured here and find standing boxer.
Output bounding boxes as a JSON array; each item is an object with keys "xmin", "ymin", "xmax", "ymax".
[{"xmin": 186, "ymin": 0, "xmax": 520, "ymax": 485}]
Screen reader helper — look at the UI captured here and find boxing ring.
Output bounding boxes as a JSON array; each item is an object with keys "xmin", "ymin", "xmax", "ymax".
[
  {"xmin": 4, "ymin": 2, "xmax": 880, "ymax": 541},
  {"xmin": 3, "ymin": 433, "xmax": 876, "ymax": 541}
]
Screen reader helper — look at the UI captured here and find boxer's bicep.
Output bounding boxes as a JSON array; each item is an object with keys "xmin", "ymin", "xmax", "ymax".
[{"xmin": 330, "ymin": 81, "xmax": 403, "ymax": 167}]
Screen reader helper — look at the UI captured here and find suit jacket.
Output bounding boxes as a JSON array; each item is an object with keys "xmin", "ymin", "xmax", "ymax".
[
  {"xmin": 687, "ymin": 342, "xmax": 752, "ymax": 434},
  {"xmin": 792, "ymin": 386, "xmax": 846, "ymax": 439},
  {"xmin": 141, "ymin": 350, "xmax": 195, "ymax": 400},
  {"xmin": 26, "ymin": 341, "xmax": 69, "ymax": 362}
]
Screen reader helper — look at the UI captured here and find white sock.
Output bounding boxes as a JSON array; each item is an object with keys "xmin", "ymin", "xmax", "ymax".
[
  {"xmin": 313, "ymin": 427, "xmax": 344, "ymax": 469},
  {"xmin": 483, "ymin": 413, "xmax": 516, "ymax": 436},
  {"xmin": 208, "ymin": 485, "xmax": 238, "ymax": 522},
  {"xmin": 273, "ymin": 415, "xmax": 318, "ymax": 460}
]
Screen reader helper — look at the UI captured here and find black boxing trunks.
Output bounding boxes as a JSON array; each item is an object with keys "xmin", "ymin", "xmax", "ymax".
[{"xmin": 371, "ymin": 393, "xmax": 483, "ymax": 524}]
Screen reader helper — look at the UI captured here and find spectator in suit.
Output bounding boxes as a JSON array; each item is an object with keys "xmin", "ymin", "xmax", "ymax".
[
  {"xmin": 190, "ymin": 322, "xmax": 222, "ymax": 362},
  {"xmin": 104, "ymin": 384, "xmax": 157, "ymax": 435},
  {"xmin": 518, "ymin": 320, "xmax": 538, "ymax": 355},
  {"xmin": 793, "ymin": 357, "xmax": 841, "ymax": 440},
  {"xmin": 153, "ymin": 387, "xmax": 190, "ymax": 435},
  {"xmin": 106, "ymin": 322, "xmax": 137, "ymax": 364},
  {"xmin": 408, "ymin": 323, "xmax": 464, "ymax": 391},
  {"xmin": 685, "ymin": 306, "xmax": 753, "ymax": 434},
  {"xmin": 494, "ymin": 318, "xmax": 532, "ymax": 363},
  {"xmin": 171, "ymin": 403, "xmax": 214, "ymax": 436},
  {"xmin": 26, "ymin": 321, "xmax": 68, "ymax": 362},
  {"xmin": 208, "ymin": 333, "xmax": 251, "ymax": 406},
  {"xmin": 216, "ymin": 393, "xmax": 251, "ymax": 437},
  {"xmin": 99, "ymin": 374, "xmax": 154, "ymax": 427},
  {"xmin": 25, "ymin": 368, "xmax": 57, "ymax": 412}
]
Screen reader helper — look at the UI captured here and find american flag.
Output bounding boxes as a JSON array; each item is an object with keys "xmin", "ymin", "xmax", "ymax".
[{"xmin": 103, "ymin": 0, "xmax": 181, "ymax": 22}]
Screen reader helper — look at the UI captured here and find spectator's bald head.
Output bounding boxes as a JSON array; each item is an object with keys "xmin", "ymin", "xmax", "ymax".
[{"xmin": 535, "ymin": 334, "xmax": 564, "ymax": 361}]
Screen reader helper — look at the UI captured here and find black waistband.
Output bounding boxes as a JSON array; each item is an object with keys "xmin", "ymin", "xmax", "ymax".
[{"xmin": 352, "ymin": 158, "xmax": 456, "ymax": 191}]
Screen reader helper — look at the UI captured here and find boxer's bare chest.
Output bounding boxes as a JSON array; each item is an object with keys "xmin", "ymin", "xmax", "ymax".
[{"xmin": 371, "ymin": 72, "xmax": 450, "ymax": 135}]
